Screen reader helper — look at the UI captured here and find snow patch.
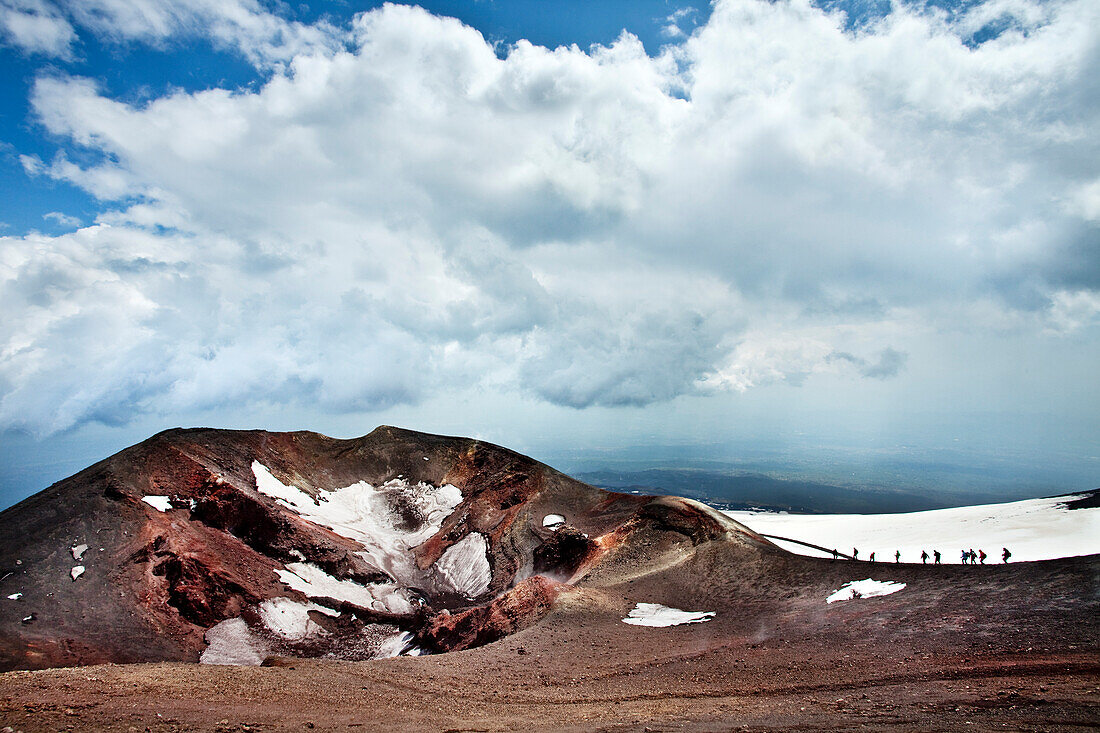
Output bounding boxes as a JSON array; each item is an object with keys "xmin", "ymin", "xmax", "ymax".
[
  {"xmin": 253, "ymin": 461, "xmax": 466, "ymax": 596},
  {"xmin": 622, "ymin": 602, "xmax": 715, "ymax": 627},
  {"xmin": 275, "ymin": 563, "xmax": 416, "ymax": 614},
  {"xmin": 374, "ymin": 631, "xmax": 427, "ymax": 658},
  {"xmin": 70, "ymin": 544, "xmax": 88, "ymax": 561},
  {"xmin": 142, "ymin": 495, "xmax": 172, "ymax": 512},
  {"xmin": 200, "ymin": 618, "xmax": 267, "ymax": 666},
  {"xmin": 827, "ymin": 579, "xmax": 906, "ymax": 603},
  {"xmin": 542, "ymin": 514, "xmax": 566, "ymax": 528},
  {"xmin": 70, "ymin": 565, "xmax": 84, "ymax": 581},
  {"xmin": 434, "ymin": 533, "xmax": 492, "ymax": 599},
  {"xmin": 258, "ymin": 597, "xmax": 333, "ymax": 640},
  {"xmin": 7, "ymin": 593, "xmax": 21, "ymax": 600}
]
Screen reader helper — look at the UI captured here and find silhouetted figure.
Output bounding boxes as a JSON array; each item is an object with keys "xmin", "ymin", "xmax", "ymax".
[
  {"xmin": 1002, "ymin": 547, "xmax": 1011, "ymax": 563},
  {"xmin": 832, "ymin": 548, "xmax": 838, "ymax": 561},
  {"xmin": 921, "ymin": 550, "xmax": 929, "ymax": 564},
  {"xmin": 933, "ymin": 550, "xmax": 941, "ymax": 564},
  {"xmin": 895, "ymin": 550, "xmax": 901, "ymax": 563},
  {"xmin": 961, "ymin": 550, "xmax": 968, "ymax": 564},
  {"xmin": 869, "ymin": 552, "xmax": 875, "ymax": 563},
  {"xmin": 853, "ymin": 548, "xmax": 859, "ymax": 561},
  {"xmin": 968, "ymin": 548, "xmax": 977, "ymax": 565},
  {"xmin": 979, "ymin": 549, "xmax": 987, "ymax": 564}
]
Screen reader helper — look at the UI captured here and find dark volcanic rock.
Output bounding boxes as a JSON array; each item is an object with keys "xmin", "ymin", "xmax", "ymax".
[{"xmin": 417, "ymin": 575, "xmax": 565, "ymax": 652}]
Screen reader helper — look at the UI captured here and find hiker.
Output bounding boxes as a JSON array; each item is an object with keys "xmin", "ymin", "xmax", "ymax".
[
  {"xmin": 921, "ymin": 550, "xmax": 929, "ymax": 564},
  {"xmin": 979, "ymin": 549, "xmax": 987, "ymax": 564},
  {"xmin": 969, "ymin": 549, "xmax": 977, "ymax": 565},
  {"xmin": 1002, "ymin": 547, "xmax": 1011, "ymax": 563},
  {"xmin": 933, "ymin": 550, "xmax": 941, "ymax": 564},
  {"xmin": 895, "ymin": 550, "xmax": 901, "ymax": 564},
  {"xmin": 853, "ymin": 548, "xmax": 859, "ymax": 560},
  {"xmin": 831, "ymin": 548, "xmax": 838, "ymax": 561},
  {"xmin": 869, "ymin": 552, "xmax": 875, "ymax": 563},
  {"xmin": 961, "ymin": 550, "xmax": 968, "ymax": 564}
]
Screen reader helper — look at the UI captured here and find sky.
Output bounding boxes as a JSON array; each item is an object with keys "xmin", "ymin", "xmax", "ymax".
[{"xmin": 0, "ymin": 0, "xmax": 1097, "ymax": 509}]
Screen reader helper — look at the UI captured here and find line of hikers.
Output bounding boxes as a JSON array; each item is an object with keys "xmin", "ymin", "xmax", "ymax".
[{"xmin": 830, "ymin": 547, "xmax": 1011, "ymax": 564}]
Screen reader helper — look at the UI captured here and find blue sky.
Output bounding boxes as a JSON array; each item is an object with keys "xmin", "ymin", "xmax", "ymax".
[{"xmin": 0, "ymin": 0, "xmax": 1097, "ymax": 509}]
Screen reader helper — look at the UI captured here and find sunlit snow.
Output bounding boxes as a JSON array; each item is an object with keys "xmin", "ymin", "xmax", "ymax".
[
  {"xmin": 258, "ymin": 597, "xmax": 335, "ymax": 640},
  {"xmin": 274, "ymin": 562, "xmax": 417, "ymax": 614},
  {"xmin": 435, "ymin": 533, "xmax": 492, "ymax": 598},
  {"xmin": 724, "ymin": 493, "xmax": 1100, "ymax": 563},
  {"xmin": 7, "ymin": 593, "xmax": 21, "ymax": 600},
  {"xmin": 200, "ymin": 618, "xmax": 266, "ymax": 666},
  {"xmin": 374, "ymin": 631, "xmax": 427, "ymax": 658},
  {"xmin": 542, "ymin": 514, "xmax": 566, "ymax": 528},
  {"xmin": 70, "ymin": 566, "xmax": 84, "ymax": 580},
  {"xmin": 141, "ymin": 495, "xmax": 173, "ymax": 512},
  {"xmin": 70, "ymin": 543, "xmax": 88, "ymax": 560},
  {"xmin": 253, "ymin": 462, "xmax": 462, "ymax": 587},
  {"xmin": 622, "ymin": 602, "xmax": 715, "ymax": 627},
  {"xmin": 826, "ymin": 578, "xmax": 906, "ymax": 603}
]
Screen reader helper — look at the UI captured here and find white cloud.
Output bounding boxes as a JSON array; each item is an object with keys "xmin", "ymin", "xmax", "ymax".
[
  {"xmin": 0, "ymin": 0, "xmax": 75, "ymax": 58},
  {"xmin": 66, "ymin": 0, "xmax": 344, "ymax": 68},
  {"xmin": 2, "ymin": 0, "xmax": 1098, "ymax": 434},
  {"xmin": 42, "ymin": 211, "xmax": 80, "ymax": 228}
]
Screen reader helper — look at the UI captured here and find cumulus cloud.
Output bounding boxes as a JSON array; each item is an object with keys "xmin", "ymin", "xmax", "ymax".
[
  {"xmin": 2, "ymin": 0, "xmax": 1098, "ymax": 433},
  {"xmin": 0, "ymin": 0, "xmax": 76, "ymax": 58},
  {"xmin": 66, "ymin": 0, "xmax": 344, "ymax": 68},
  {"xmin": 42, "ymin": 211, "xmax": 80, "ymax": 228}
]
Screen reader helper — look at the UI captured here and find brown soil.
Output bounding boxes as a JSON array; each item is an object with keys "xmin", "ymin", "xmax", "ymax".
[{"xmin": 1, "ymin": 553, "xmax": 1097, "ymax": 732}]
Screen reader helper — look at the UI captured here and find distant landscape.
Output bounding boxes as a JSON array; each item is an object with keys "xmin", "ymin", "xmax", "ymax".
[{"xmin": 576, "ymin": 467, "xmax": 1048, "ymax": 514}]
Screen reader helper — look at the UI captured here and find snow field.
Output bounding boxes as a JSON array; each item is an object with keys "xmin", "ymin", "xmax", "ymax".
[{"xmin": 724, "ymin": 493, "xmax": 1099, "ymax": 563}]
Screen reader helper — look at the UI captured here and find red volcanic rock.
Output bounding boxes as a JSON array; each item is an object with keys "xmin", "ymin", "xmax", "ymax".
[
  {"xmin": 0, "ymin": 426, "xmax": 776, "ymax": 670},
  {"xmin": 417, "ymin": 575, "xmax": 565, "ymax": 652}
]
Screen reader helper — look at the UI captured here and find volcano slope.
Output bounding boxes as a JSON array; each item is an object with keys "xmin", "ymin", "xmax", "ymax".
[{"xmin": 0, "ymin": 427, "xmax": 1097, "ymax": 732}]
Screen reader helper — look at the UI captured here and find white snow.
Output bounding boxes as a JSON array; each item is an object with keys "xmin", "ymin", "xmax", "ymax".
[
  {"xmin": 258, "ymin": 597, "xmax": 334, "ymax": 640},
  {"xmin": 374, "ymin": 631, "xmax": 427, "ymax": 658},
  {"xmin": 275, "ymin": 562, "xmax": 417, "ymax": 614},
  {"xmin": 622, "ymin": 602, "xmax": 715, "ymax": 627},
  {"xmin": 200, "ymin": 618, "xmax": 267, "ymax": 666},
  {"xmin": 723, "ymin": 493, "xmax": 1100, "ymax": 563},
  {"xmin": 253, "ymin": 461, "xmax": 469, "ymax": 599},
  {"xmin": 434, "ymin": 533, "xmax": 492, "ymax": 599},
  {"xmin": 141, "ymin": 495, "xmax": 173, "ymax": 512},
  {"xmin": 70, "ymin": 566, "xmax": 85, "ymax": 580},
  {"xmin": 542, "ymin": 514, "xmax": 566, "ymax": 528},
  {"xmin": 827, "ymin": 579, "xmax": 907, "ymax": 603},
  {"xmin": 71, "ymin": 543, "xmax": 88, "ymax": 560},
  {"xmin": 7, "ymin": 593, "xmax": 21, "ymax": 600}
]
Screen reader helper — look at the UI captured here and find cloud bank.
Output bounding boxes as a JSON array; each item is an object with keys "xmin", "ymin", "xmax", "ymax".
[{"xmin": 2, "ymin": 0, "xmax": 1098, "ymax": 434}]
